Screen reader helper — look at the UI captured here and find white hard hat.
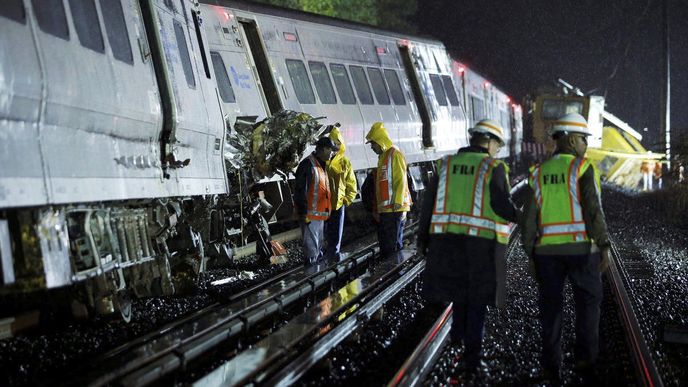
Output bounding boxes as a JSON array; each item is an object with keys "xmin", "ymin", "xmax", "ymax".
[
  {"xmin": 468, "ymin": 119, "xmax": 505, "ymax": 144},
  {"xmin": 549, "ymin": 113, "xmax": 591, "ymax": 136}
]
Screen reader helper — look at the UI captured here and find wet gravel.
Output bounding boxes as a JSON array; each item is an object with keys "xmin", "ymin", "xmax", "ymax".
[
  {"xmin": 0, "ymin": 241, "xmax": 304, "ymax": 386},
  {"xmin": 603, "ymin": 185, "xmax": 688, "ymax": 385},
  {"xmin": 422, "ymin": 184, "xmax": 688, "ymax": 386},
  {"xmin": 299, "ymin": 280, "xmax": 443, "ymax": 386},
  {"xmin": 423, "ymin": 246, "xmax": 633, "ymax": 386},
  {"xmin": 0, "ymin": 217, "xmax": 375, "ymax": 386}
]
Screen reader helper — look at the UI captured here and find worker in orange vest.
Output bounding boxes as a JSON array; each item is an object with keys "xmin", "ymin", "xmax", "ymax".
[
  {"xmin": 365, "ymin": 122, "xmax": 412, "ymax": 262},
  {"xmin": 641, "ymin": 160, "xmax": 652, "ymax": 190},
  {"xmin": 654, "ymin": 161, "xmax": 663, "ymax": 189},
  {"xmin": 294, "ymin": 137, "xmax": 338, "ymax": 265}
]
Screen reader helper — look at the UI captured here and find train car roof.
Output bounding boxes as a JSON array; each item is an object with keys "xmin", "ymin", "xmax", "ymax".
[{"xmin": 201, "ymin": 0, "xmax": 444, "ymax": 45}]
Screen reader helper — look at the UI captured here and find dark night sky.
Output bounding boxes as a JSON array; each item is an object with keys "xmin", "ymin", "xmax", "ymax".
[{"xmin": 415, "ymin": 0, "xmax": 688, "ymax": 151}]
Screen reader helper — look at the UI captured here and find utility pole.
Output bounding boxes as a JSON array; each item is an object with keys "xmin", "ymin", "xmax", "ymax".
[{"xmin": 660, "ymin": 0, "xmax": 671, "ymax": 169}]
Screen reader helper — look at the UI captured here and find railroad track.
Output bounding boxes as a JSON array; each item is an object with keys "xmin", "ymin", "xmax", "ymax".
[
  {"xmin": 388, "ymin": 233, "xmax": 664, "ymax": 387},
  {"xmin": 68, "ymin": 224, "xmax": 417, "ymax": 386}
]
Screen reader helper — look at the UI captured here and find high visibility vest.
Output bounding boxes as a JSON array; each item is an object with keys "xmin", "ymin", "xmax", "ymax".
[
  {"xmin": 530, "ymin": 153, "xmax": 595, "ymax": 246},
  {"xmin": 306, "ymin": 155, "xmax": 330, "ymax": 221},
  {"xmin": 376, "ymin": 146, "xmax": 411, "ymax": 211},
  {"xmin": 429, "ymin": 152, "xmax": 511, "ymax": 244}
]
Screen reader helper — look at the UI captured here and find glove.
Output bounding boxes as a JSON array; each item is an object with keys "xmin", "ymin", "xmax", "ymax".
[
  {"xmin": 599, "ymin": 247, "xmax": 610, "ymax": 272},
  {"xmin": 393, "ymin": 203, "xmax": 403, "ymax": 211}
]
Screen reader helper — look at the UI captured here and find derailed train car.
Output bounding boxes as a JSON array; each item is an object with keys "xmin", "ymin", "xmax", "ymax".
[
  {"xmin": 453, "ymin": 60, "xmax": 523, "ymax": 161},
  {"xmin": 0, "ymin": 0, "xmax": 522, "ymax": 321}
]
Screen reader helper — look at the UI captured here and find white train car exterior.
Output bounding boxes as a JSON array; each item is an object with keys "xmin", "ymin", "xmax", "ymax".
[{"xmin": 0, "ymin": 0, "xmax": 521, "ymax": 320}]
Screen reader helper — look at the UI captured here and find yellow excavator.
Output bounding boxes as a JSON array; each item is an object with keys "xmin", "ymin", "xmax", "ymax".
[{"xmin": 524, "ymin": 80, "xmax": 664, "ymax": 190}]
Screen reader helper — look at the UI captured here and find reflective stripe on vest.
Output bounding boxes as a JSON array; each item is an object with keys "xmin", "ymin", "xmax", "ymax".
[
  {"xmin": 306, "ymin": 155, "xmax": 330, "ymax": 220},
  {"xmin": 532, "ymin": 155, "xmax": 589, "ymax": 245},
  {"xmin": 378, "ymin": 147, "xmax": 396, "ymax": 207},
  {"xmin": 469, "ymin": 157, "xmax": 493, "ymax": 236},
  {"xmin": 430, "ymin": 154, "xmax": 510, "ymax": 241}
]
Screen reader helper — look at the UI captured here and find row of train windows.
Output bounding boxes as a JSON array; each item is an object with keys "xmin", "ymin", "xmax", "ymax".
[
  {"xmin": 286, "ymin": 59, "xmax": 407, "ymax": 107},
  {"xmin": 469, "ymin": 95, "xmax": 512, "ymax": 130},
  {"xmin": 210, "ymin": 52, "xmax": 463, "ymax": 111},
  {"xmin": 1, "ymin": 0, "xmax": 134, "ymax": 65},
  {"xmin": 429, "ymin": 74, "xmax": 461, "ymax": 107}
]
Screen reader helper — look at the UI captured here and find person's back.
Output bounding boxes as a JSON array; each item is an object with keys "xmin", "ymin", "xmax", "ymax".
[
  {"xmin": 419, "ymin": 119, "xmax": 518, "ymax": 372},
  {"xmin": 521, "ymin": 113, "xmax": 610, "ymax": 382}
]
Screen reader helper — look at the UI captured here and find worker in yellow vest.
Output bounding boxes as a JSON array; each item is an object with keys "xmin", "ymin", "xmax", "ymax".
[
  {"xmin": 521, "ymin": 112, "xmax": 611, "ymax": 383},
  {"xmin": 418, "ymin": 119, "xmax": 519, "ymax": 373},
  {"xmin": 365, "ymin": 122, "xmax": 412, "ymax": 262},
  {"xmin": 325, "ymin": 127, "xmax": 358, "ymax": 262},
  {"xmin": 294, "ymin": 137, "xmax": 338, "ymax": 265}
]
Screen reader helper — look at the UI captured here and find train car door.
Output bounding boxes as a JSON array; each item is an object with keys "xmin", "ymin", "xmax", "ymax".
[
  {"xmin": 399, "ymin": 41, "xmax": 466, "ymax": 160},
  {"xmin": 235, "ymin": 18, "xmax": 282, "ymax": 115},
  {"xmin": 372, "ymin": 38, "xmax": 420, "ymax": 164},
  {"xmin": 140, "ymin": 0, "xmax": 226, "ymax": 196},
  {"xmin": 398, "ymin": 44, "xmax": 432, "ymax": 149},
  {"xmin": 200, "ymin": 5, "xmax": 270, "ymax": 124}
]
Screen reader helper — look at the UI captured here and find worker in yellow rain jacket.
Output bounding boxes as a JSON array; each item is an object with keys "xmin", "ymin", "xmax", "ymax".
[
  {"xmin": 365, "ymin": 122, "xmax": 412, "ymax": 261},
  {"xmin": 521, "ymin": 113, "xmax": 611, "ymax": 383},
  {"xmin": 325, "ymin": 127, "xmax": 358, "ymax": 262}
]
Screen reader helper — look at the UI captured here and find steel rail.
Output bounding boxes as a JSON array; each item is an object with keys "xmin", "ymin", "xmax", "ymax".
[
  {"xmin": 387, "ymin": 228, "xmax": 521, "ymax": 387},
  {"xmin": 73, "ymin": 224, "xmax": 417, "ymax": 386},
  {"xmin": 608, "ymin": 242, "xmax": 664, "ymax": 387},
  {"xmin": 386, "ymin": 229, "xmax": 664, "ymax": 387},
  {"xmin": 261, "ymin": 258, "xmax": 427, "ymax": 386},
  {"xmin": 387, "ymin": 304, "xmax": 453, "ymax": 387}
]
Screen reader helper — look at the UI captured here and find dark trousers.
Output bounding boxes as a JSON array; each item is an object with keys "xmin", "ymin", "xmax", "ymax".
[
  {"xmin": 452, "ymin": 302, "xmax": 488, "ymax": 366},
  {"xmin": 325, "ymin": 205, "xmax": 345, "ymax": 261},
  {"xmin": 377, "ymin": 212, "xmax": 406, "ymax": 261},
  {"xmin": 533, "ymin": 253, "xmax": 602, "ymax": 370}
]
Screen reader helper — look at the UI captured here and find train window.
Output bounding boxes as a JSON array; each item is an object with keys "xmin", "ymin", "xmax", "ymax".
[
  {"xmin": 286, "ymin": 59, "xmax": 315, "ymax": 104},
  {"xmin": 367, "ymin": 68, "xmax": 390, "ymax": 105},
  {"xmin": 69, "ymin": 0, "xmax": 105, "ymax": 53},
  {"xmin": 429, "ymin": 74, "xmax": 448, "ymax": 106},
  {"xmin": 210, "ymin": 52, "xmax": 236, "ymax": 103},
  {"xmin": 441, "ymin": 75, "xmax": 460, "ymax": 106},
  {"xmin": 174, "ymin": 20, "xmax": 196, "ymax": 88},
  {"xmin": 541, "ymin": 99, "xmax": 584, "ymax": 120},
  {"xmin": 32, "ymin": 0, "xmax": 69, "ymax": 40},
  {"xmin": 349, "ymin": 66, "xmax": 374, "ymax": 105},
  {"xmin": 471, "ymin": 96, "xmax": 485, "ymax": 121},
  {"xmin": 0, "ymin": 0, "xmax": 25, "ymax": 23},
  {"xmin": 308, "ymin": 62, "xmax": 337, "ymax": 104},
  {"xmin": 100, "ymin": 0, "xmax": 133, "ymax": 64},
  {"xmin": 384, "ymin": 70, "xmax": 406, "ymax": 105},
  {"xmin": 329, "ymin": 64, "xmax": 356, "ymax": 105}
]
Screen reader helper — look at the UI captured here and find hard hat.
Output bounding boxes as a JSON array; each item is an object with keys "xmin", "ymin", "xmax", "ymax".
[
  {"xmin": 549, "ymin": 113, "xmax": 591, "ymax": 136},
  {"xmin": 468, "ymin": 119, "xmax": 505, "ymax": 144},
  {"xmin": 314, "ymin": 136, "xmax": 339, "ymax": 151}
]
